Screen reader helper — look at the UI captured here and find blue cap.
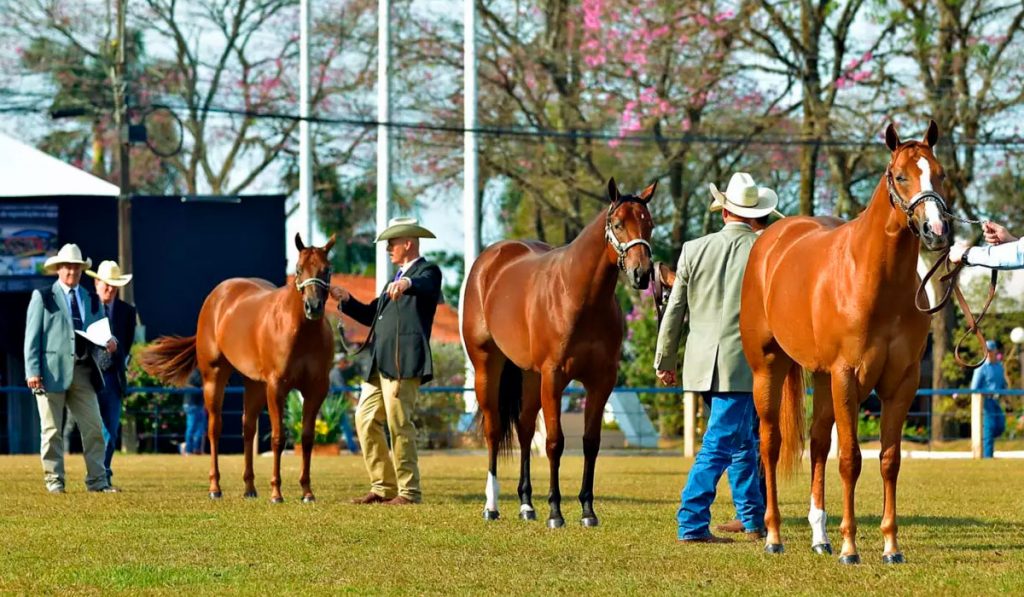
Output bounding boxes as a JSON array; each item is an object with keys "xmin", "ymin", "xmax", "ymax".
[{"xmin": 986, "ymin": 340, "xmax": 998, "ymax": 350}]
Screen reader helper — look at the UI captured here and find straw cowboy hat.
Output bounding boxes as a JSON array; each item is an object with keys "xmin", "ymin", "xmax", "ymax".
[
  {"xmin": 374, "ymin": 217, "xmax": 436, "ymax": 242},
  {"xmin": 708, "ymin": 172, "xmax": 784, "ymax": 219},
  {"xmin": 86, "ymin": 260, "xmax": 133, "ymax": 287},
  {"xmin": 43, "ymin": 243, "xmax": 92, "ymax": 274}
]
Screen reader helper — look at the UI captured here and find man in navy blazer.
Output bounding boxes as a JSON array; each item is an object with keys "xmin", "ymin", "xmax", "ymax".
[
  {"xmin": 86, "ymin": 260, "xmax": 137, "ymax": 486},
  {"xmin": 24, "ymin": 244, "xmax": 118, "ymax": 494}
]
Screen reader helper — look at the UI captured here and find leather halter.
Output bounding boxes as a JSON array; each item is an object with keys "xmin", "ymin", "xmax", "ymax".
[
  {"xmin": 885, "ymin": 159, "xmax": 948, "ymax": 237},
  {"xmin": 605, "ymin": 196, "xmax": 652, "ymax": 271}
]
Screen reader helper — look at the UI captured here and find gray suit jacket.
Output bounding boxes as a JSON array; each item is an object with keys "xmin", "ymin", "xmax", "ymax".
[
  {"xmin": 654, "ymin": 222, "xmax": 756, "ymax": 392},
  {"xmin": 24, "ymin": 281, "xmax": 104, "ymax": 391}
]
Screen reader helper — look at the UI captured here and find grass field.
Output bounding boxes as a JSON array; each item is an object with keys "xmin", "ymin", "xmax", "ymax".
[{"xmin": 1, "ymin": 452, "xmax": 1021, "ymax": 595}]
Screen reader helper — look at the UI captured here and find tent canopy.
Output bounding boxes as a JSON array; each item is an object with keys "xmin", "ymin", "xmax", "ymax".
[{"xmin": 0, "ymin": 132, "xmax": 120, "ymax": 197}]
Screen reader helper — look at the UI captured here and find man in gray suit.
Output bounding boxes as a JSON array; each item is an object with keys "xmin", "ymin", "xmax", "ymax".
[
  {"xmin": 654, "ymin": 173, "xmax": 781, "ymax": 543},
  {"xmin": 25, "ymin": 243, "xmax": 118, "ymax": 494}
]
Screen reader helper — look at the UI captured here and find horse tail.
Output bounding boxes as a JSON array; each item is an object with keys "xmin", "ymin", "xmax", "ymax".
[
  {"xmin": 496, "ymin": 360, "xmax": 523, "ymax": 454},
  {"xmin": 778, "ymin": 362, "xmax": 806, "ymax": 478},
  {"xmin": 138, "ymin": 335, "xmax": 198, "ymax": 388}
]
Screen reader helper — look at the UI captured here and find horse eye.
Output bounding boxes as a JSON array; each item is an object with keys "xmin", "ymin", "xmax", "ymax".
[
  {"xmin": 896, "ymin": 175, "xmax": 907, "ymax": 184},
  {"xmin": 614, "ymin": 223, "xmax": 624, "ymax": 230}
]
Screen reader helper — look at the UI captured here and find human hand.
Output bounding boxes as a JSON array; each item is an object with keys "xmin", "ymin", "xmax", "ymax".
[
  {"xmin": 982, "ymin": 221, "xmax": 1017, "ymax": 244},
  {"xmin": 330, "ymin": 286, "xmax": 350, "ymax": 303},
  {"xmin": 386, "ymin": 278, "xmax": 411, "ymax": 301},
  {"xmin": 106, "ymin": 338, "xmax": 117, "ymax": 354},
  {"xmin": 656, "ymin": 369, "xmax": 677, "ymax": 386},
  {"xmin": 948, "ymin": 241, "xmax": 971, "ymax": 264},
  {"xmin": 27, "ymin": 376, "xmax": 43, "ymax": 391}
]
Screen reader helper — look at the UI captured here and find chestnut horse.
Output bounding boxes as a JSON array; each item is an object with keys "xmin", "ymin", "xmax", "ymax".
[
  {"xmin": 140, "ymin": 233, "xmax": 335, "ymax": 503},
  {"xmin": 461, "ymin": 178, "xmax": 655, "ymax": 527},
  {"xmin": 740, "ymin": 122, "xmax": 952, "ymax": 564}
]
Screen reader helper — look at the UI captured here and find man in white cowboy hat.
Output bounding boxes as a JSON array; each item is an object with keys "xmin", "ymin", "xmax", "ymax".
[
  {"xmin": 330, "ymin": 217, "xmax": 442, "ymax": 505},
  {"xmin": 82, "ymin": 260, "xmax": 137, "ymax": 485},
  {"xmin": 654, "ymin": 172, "xmax": 782, "ymax": 543},
  {"xmin": 24, "ymin": 244, "xmax": 119, "ymax": 493}
]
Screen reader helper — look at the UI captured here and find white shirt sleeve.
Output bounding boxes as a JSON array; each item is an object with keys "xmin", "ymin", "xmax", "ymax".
[{"xmin": 965, "ymin": 238, "xmax": 1024, "ymax": 270}]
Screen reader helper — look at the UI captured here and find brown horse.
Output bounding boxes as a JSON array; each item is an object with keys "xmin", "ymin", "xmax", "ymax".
[
  {"xmin": 140, "ymin": 233, "xmax": 336, "ymax": 503},
  {"xmin": 740, "ymin": 122, "xmax": 952, "ymax": 564},
  {"xmin": 461, "ymin": 178, "xmax": 655, "ymax": 527}
]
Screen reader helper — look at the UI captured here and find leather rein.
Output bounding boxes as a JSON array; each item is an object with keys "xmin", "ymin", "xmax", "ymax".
[{"xmin": 887, "ymin": 163, "xmax": 997, "ymax": 368}]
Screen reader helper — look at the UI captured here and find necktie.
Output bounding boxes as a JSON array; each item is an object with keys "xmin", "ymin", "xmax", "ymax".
[
  {"xmin": 69, "ymin": 289, "xmax": 83, "ymax": 331},
  {"xmin": 393, "ymin": 269, "xmax": 403, "ymax": 282}
]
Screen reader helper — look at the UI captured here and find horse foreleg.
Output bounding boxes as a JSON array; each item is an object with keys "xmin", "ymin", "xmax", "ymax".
[
  {"xmin": 876, "ymin": 369, "xmax": 916, "ymax": 564},
  {"xmin": 299, "ymin": 386, "xmax": 327, "ymax": 503},
  {"xmin": 241, "ymin": 379, "xmax": 267, "ymax": 498},
  {"xmin": 578, "ymin": 378, "xmax": 613, "ymax": 527},
  {"xmin": 515, "ymin": 372, "xmax": 541, "ymax": 521},
  {"xmin": 540, "ymin": 370, "xmax": 568, "ymax": 529},
  {"xmin": 808, "ymin": 373, "xmax": 835, "ymax": 555},
  {"xmin": 265, "ymin": 381, "xmax": 286, "ymax": 503},
  {"xmin": 831, "ymin": 368, "xmax": 864, "ymax": 564}
]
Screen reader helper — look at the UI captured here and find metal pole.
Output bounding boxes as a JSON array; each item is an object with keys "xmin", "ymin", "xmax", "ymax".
[
  {"xmin": 971, "ymin": 392, "xmax": 982, "ymax": 459},
  {"xmin": 683, "ymin": 391, "xmax": 695, "ymax": 457},
  {"xmin": 462, "ymin": 0, "xmax": 479, "ymax": 413},
  {"xmin": 115, "ymin": 0, "xmax": 133, "ymax": 304},
  {"xmin": 299, "ymin": 0, "xmax": 314, "ymax": 245},
  {"xmin": 375, "ymin": 0, "xmax": 392, "ymax": 291}
]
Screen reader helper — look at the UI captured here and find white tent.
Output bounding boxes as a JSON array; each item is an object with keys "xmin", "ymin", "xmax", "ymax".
[{"xmin": 0, "ymin": 131, "xmax": 119, "ymax": 197}]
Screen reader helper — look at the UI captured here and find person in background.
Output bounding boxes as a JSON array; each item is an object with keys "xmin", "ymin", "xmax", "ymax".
[
  {"xmin": 971, "ymin": 340, "xmax": 1007, "ymax": 458},
  {"xmin": 24, "ymin": 244, "xmax": 118, "ymax": 493},
  {"xmin": 182, "ymin": 368, "xmax": 207, "ymax": 455},
  {"xmin": 328, "ymin": 353, "xmax": 360, "ymax": 454}
]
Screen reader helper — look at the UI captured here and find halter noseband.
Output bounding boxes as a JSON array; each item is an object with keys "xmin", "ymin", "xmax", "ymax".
[
  {"xmin": 295, "ymin": 274, "xmax": 331, "ymax": 292},
  {"xmin": 605, "ymin": 196, "xmax": 652, "ymax": 271},
  {"xmin": 885, "ymin": 160, "xmax": 949, "ymax": 237}
]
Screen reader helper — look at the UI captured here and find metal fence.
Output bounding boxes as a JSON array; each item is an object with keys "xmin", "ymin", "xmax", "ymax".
[{"xmin": 2, "ymin": 386, "xmax": 1022, "ymax": 457}]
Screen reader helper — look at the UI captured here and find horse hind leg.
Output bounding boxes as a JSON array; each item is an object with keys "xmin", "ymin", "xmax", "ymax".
[
  {"xmin": 204, "ymin": 363, "xmax": 231, "ymax": 499},
  {"xmin": 754, "ymin": 350, "xmax": 795, "ymax": 554},
  {"xmin": 514, "ymin": 371, "xmax": 542, "ymax": 521},
  {"xmin": 472, "ymin": 346, "xmax": 511, "ymax": 521},
  {"xmin": 808, "ymin": 372, "xmax": 835, "ymax": 555},
  {"xmin": 241, "ymin": 378, "xmax": 267, "ymax": 498}
]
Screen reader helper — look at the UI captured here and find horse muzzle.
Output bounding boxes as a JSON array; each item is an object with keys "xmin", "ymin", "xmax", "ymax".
[
  {"xmin": 919, "ymin": 219, "xmax": 952, "ymax": 252},
  {"xmin": 303, "ymin": 300, "xmax": 325, "ymax": 320},
  {"xmin": 630, "ymin": 265, "xmax": 652, "ymax": 291}
]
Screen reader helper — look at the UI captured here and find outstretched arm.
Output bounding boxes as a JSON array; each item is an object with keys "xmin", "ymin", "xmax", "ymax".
[{"xmin": 654, "ymin": 246, "xmax": 690, "ymax": 382}]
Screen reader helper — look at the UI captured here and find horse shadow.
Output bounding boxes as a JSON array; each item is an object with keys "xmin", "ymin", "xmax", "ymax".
[{"xmin": 447, "ymin": 493, "xmax": 675, "ymax": 506}]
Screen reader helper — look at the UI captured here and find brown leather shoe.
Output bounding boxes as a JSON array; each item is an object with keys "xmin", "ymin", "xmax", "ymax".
[
  {"xmin": 383, "ymin": 495, "xmax": 416, "ymax": 506},
  {"xmin": 715, "ymin": 519, "xmax": 745, "ymax": 534},
  {"xmin": 677, "ymin": 534, "xmax": 735, "ymax": 544},
  {"xmin": 350, "ymin": 492, "xmax": 389, "ymax": 504}
]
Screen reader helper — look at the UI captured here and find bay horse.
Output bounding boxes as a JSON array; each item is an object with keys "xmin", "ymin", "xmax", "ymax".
[
  {"xmin": 740, "ymin": 121, "xmax": 953, "ymax": 564},
  {"xmin": 461, "ymin": 178, "xmax": 655, "ymax": 527},
  {"xmin": 140, "ymin": 233, "xmax": 336, "ymax": 503}
]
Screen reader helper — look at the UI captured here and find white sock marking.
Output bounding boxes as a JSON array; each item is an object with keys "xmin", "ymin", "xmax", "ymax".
[
  {"xmin": 485, "ymin": 472, "xmax": 498, "ymax": 512},
  {"xmin": 808, "ymin": 495, "xmax": 829, "ymax": 546}
]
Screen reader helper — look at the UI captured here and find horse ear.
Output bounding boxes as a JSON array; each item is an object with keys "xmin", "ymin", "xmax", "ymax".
[
  {"xmin": 637, "ymin": 180, "xmax": 658, "ymax": 204},
  {"xmin": 607, "ymin": 177, "xmax": 620, "ymax": 203},
  {"xmin": 294, "ymin": 232, "xmax": 305, "ymax": 252},
  {"xmin": 885, "ymin": 123, "xmax": 901, "ymax": 152},
  {"xmin": 924, "ymin": 120, "xmax": 939, "ymax": 147},
  {"xmin": 324, "ymin": 233, "xmax": 337, "ymax": 253}
]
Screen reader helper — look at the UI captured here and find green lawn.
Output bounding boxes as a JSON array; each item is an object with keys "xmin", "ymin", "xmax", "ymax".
[{"xmin": 1, "ymin": 453, "xmax": 1021, "ymax": 595}]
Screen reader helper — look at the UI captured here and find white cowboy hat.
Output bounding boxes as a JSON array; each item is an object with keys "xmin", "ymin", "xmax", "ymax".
[
  {"xmin": 374, "ymin": 217, "xmax": 436, "ymax": 242},
  {"xmin": 86, "ymin": 260, "xmax": 133, "ymax": 287},
  {"xmin": 708, "ymin": 173, "xmax": 783, "ymax": 219},
  {"xmin": 43, "ymin": 243, "xmax": 92, "ymax": 274}
]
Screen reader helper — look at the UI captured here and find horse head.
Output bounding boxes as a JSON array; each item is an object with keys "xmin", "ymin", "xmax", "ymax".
[
  {"xmin": 294, "ymin": 232, "xmax": 336, "ymax": 320},
  {"xmin": 605, "ymin": 177, "xmax": 656, "ymax": 290},
  {"xmin": 884, "ymin": 120, "xmax": 953, "ymax": 251}
]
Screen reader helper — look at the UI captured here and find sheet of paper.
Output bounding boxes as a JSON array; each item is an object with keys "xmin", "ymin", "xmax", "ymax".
[{"xmin": 75, "ymin": 317, "xmax": 113, "ymax": 346}]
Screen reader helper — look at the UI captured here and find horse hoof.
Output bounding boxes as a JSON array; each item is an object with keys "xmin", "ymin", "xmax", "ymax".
[
  {"xmin": 270, "ymin": 496, "xmax": 285, "ymax": 504},
  {"xmin": 519, "ymin": 509, "xmax": 537, "ymax": 521},
  {"xmin": 764, "ymin": 543, "xmax": 784, "ymax": 555},
  {"xmin": 483, "ymin": 509, "xmax": 500, "ymax": 521},
  {"xmin": 547, "ymin": 517, "xmax": 565, "ymax": 529},
  {"xmin": 302, "ymin": 495, "xmax": 316, "ymax": 504},
  {"xmin": 243, "ymin": 491, "xmax": 258, "ymax": 499},
  {"xmin": 882, "ymin": 552, "xmax": 906, "ymax": 565},
  {"xmin": 812, "ymin": 543, "xmax": 833, "ymax": 556},
  {"xmin": 580, "ymin": 516, "xmax": 600, "ymax": 528},
  {"xmin": 209, "ymin": 491, "xmax": 222, "ymax": 500},
  {"xmin": 839, "ymin": 554, "xmax": 861, "ymax": 565}
]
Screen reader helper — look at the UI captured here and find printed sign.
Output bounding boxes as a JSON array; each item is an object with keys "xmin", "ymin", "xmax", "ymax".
[{"xmin": 0, "ymin": 203, "xmax": 59, "ymax": 277}]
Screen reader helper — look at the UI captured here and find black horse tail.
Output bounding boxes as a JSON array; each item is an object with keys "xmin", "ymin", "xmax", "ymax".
[{"xmin": 496, "ymin": 360, "xmax": 523, "ymax": 455}]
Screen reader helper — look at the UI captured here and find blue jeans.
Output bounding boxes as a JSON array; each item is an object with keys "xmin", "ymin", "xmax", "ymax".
[
  {"xmin": 728, "ymin": 412, "xmax": 766, "ymax": 524},
  {"xmin": 678, "ymin": 392, "xmax": 764, "ymax": 540},
  {"xmin": 983, "ymin": 398, "xmax": 1006, "ymax": 459},
  {"xmin": 339, "ymin": 409, "xmax": 359, "ymax": 454},
  {"xmin": 96, "ymin": 381, "xmax": 122, "ymax": 484},
  {"xmin": 184, "ymin": 403, "xmax": 207, "ymax": 454}
]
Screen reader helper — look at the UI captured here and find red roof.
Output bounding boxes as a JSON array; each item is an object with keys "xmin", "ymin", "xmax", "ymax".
[{"xmin": 286, "ymin": 273, "xmax": 461, "ymax": 345}]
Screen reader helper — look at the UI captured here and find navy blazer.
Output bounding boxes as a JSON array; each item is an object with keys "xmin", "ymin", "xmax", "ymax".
[{"xmin": 99, "ymin": 297, "xmax": 137, "ymax": 393}]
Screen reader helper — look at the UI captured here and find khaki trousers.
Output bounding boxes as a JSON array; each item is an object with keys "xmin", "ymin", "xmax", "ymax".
[
  {"xmin": 355, "ymin": 369, "xmax": 421, "ymax": 501},
  {"xmin": 36, "ymin": 363, "xmax": 108, "ymax": 491}
]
